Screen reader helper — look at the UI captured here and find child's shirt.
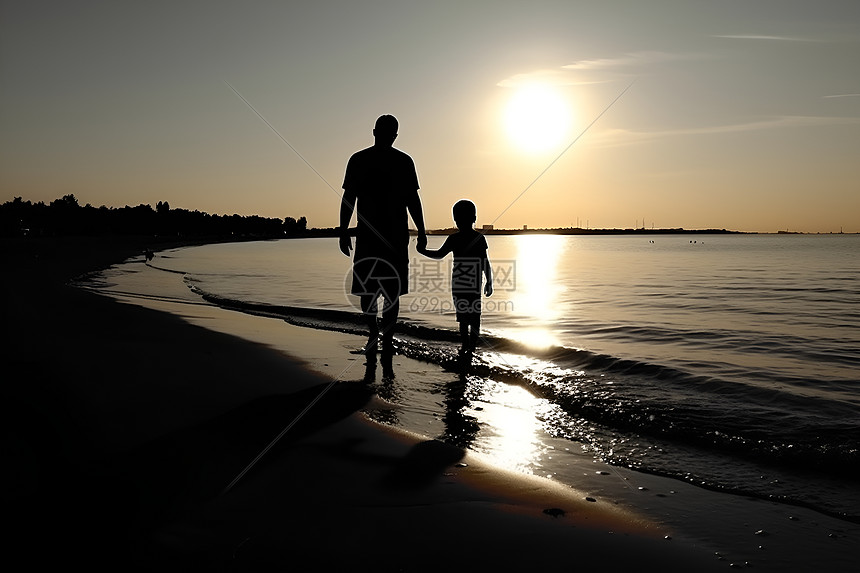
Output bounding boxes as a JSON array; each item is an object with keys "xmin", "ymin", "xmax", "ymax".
[{"xmin": 439, "ymin": 229, "xmax": 489, "ymax": 296}]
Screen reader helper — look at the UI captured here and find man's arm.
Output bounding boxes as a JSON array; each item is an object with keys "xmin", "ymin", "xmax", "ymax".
[
  {"xmin": 339, "ymin": 187, "xmax": 356, "ymax": 256},
  {"xmin": 406, "ymin": 191, "xmax": 427, "ymax": 250}
]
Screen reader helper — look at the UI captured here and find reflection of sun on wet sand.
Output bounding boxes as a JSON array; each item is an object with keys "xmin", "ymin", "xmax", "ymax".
[{"xmin": 6, "ymin": 237, "xmax": 857, "ymax": 572}]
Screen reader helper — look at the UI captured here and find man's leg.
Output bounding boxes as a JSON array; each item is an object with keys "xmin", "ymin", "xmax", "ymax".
[
  {"xmin": 380, "ymin": 296, "xmax": 400, "ymax": 354},
  {"xmin": 360, "ymin": 294, "xmax": 380, "ymax": 352},
  {"xmin": 458, "ymin": 321, "xmax": 470, "ymax": 351},
  {"xmin": 468, "ymin": 314, "xmax": 481, "ymax": 349}
]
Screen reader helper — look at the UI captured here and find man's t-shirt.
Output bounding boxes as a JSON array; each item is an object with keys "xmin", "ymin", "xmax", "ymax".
[{"xmin": 343, "ymin": 145, "xmax": 419, "ymax": 296}]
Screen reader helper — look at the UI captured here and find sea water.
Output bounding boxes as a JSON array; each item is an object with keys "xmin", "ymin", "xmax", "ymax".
[{"xmin": 109, "ymin": 233, "xmax": 860, "ymax": 522}]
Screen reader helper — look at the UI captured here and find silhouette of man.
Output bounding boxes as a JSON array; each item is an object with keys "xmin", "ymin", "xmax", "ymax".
[{"xmin": 339, "ymin": 115, "xmax": 427, "ymax": 355}]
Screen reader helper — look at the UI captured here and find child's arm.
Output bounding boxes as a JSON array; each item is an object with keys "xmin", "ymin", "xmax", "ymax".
[
  {"xmin": 418, "ymin": 236, "xmax": 453, "ymax": 259},
  {"xmin": 482, "ymin": 253, "xmax": 493, "ymax": 297}
]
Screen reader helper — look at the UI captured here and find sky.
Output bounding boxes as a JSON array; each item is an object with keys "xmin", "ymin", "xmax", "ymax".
[{"xmin": 2, "ymin": 0, "xmax": 859, "ymax": 233}]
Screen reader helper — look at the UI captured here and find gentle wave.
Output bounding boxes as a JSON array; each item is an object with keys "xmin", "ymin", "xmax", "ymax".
[{"xmin": 194, "ymin": 288, "xmax": 860, "ymax": 480}]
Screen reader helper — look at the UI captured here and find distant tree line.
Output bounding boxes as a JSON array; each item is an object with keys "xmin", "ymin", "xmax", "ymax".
[{"xmin": 0, "ymin": 195, "xmax": 309, "ymax": 239}]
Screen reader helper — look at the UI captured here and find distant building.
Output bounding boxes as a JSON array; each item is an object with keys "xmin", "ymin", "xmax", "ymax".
[
  {"xmin": 482, "ymin": 224, "xmax": 494, "ymax": 231},
  {"xmin": 523, "ymin": 224, "xmax": 528, "ymax": 230}
]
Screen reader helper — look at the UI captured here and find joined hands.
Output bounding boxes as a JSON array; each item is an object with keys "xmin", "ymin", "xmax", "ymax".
[{"xmin": 338, "ymin": 233, "xmax": 352, "ymax": 256}]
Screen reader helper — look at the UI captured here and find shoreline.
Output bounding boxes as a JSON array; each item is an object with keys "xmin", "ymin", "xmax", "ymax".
[{"xmin": 3, "ymin": 237, "xmax": 857, "ymax": 571}]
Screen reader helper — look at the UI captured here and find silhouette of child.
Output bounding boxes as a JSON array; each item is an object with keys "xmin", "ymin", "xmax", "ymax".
[{"xmin": 418, "ymin": 199, "xmax": 493, "ymax": 352}]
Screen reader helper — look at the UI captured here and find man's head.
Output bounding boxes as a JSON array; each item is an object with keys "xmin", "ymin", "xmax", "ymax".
[
  {"xmin": 373, "ymin": 115, "xmax": 398, "ymax": 146},
  {"xmin": 452, "ymin": 199, "xmax": 477, "ymax": 230}
]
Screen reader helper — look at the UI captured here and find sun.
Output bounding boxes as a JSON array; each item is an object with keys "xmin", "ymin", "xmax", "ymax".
[{"xmin": 504, "ymin": 84, "xmax": 572, "ymax": 154}]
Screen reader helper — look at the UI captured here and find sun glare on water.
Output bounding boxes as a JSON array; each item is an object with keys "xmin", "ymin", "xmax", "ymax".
[
  {"xmin": 504, "ymin": 84, "xmax": 572, "ymax": 154},
  {"xmin": 505, "ymin": 234, "xmax": 568, "ymax": 349}
]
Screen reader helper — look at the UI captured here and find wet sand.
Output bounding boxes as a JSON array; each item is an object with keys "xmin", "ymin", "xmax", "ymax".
[{"xmin": 3, "ymin": 237, "xmax": 855, "ymax": 572}]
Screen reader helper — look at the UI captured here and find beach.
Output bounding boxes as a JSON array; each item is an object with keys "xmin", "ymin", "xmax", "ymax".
[{"xmin": 3, "ymin": 237, "xmax": 857, "ymax": 572}]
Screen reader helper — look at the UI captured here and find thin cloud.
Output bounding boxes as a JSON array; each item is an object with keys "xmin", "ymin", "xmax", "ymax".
[
  {"xmin": 595, "ymin": 115, "xmax": 860, "ymax": 147},
  {"xmin": 823, "ymin": 93, "xmax": 860, "ymax": 99},
  {"xmin": 498, "ymin": 50, "xmax": 703, "ymax": 87},
  {"xmin": 562, "ymin": 50, "xmax": 703, "ymax": 71},
  {"xmin": 713, "ymin": 34, "xmax": 814, "ymax": 42}
]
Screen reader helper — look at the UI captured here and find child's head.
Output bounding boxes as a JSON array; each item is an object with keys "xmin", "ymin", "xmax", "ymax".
[{"xmin": 452, "ymin": 199, "xmax": 477, "ymax": 231}]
